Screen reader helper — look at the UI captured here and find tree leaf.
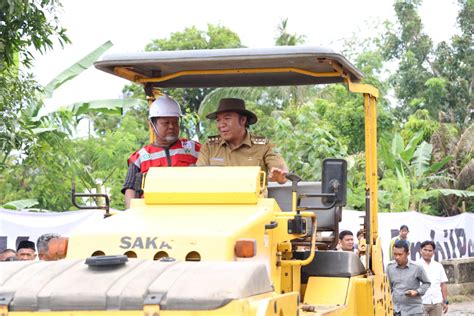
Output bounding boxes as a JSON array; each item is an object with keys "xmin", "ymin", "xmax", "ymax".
[
  {"xmin": 43, "ymin": 41, "xmax": 113, "ymax": 98},
  {"xmin": 380, "ymin": 139, "xmax": 395, "ymax": 169},
  {"xmin": 395, "ymin": 168, "xmax": 410, "ymax": 210},
  {"xmin": 68, "ymin": 98, "xmax": 147, "ymax": 116},
  {"xmin": 436, "ymin": 189, "xmax": 474, "ymax": 198},
  {"xmin": 401, "ymin": 131, "xmax": 423, "ymax": 161},
  {"xmin": 412, "ymin": 141, "xmax": 432, "ymax": 177},
  {"xmin": 427, "ymin": 155, "xmax": 453, "ymax": 174},
  {"xmin": 391, "ymin": 133, "xmax": 404, "ymax": 157},
  {"xmin": 2, "ymin": 199, "xmax": 39, "ymax": 210}
]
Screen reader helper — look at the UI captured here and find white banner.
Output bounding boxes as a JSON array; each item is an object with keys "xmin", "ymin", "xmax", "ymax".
[
  {"xmin": 340, "ymin": 210, "xmax": 474, "ymax": 262},
  {"xmin": 0, "ymin": 208, "xmax": 104, "ymax": 251},
  {"xmin": 1, "ymin": 208, "xmax": 473, "ymax": 262}
]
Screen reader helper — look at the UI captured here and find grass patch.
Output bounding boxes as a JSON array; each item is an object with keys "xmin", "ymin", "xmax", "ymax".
[{"xmin": 449, "ymin": 294, "xmax": 474, "ymax": 303}]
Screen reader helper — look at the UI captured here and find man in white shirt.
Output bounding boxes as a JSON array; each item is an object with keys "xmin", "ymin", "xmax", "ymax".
[{"xmin": 417, "ymin": 240, "xmax": 449, "ymax": 315}]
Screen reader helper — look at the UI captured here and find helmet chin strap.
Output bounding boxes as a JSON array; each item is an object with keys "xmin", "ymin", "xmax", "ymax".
[{"xmin": 150, "ymin": 119, "xmax": 160, "ymax": 138}]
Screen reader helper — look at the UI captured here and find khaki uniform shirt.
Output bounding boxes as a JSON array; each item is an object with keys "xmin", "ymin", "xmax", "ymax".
[{"xmin": 196, "ymin": 132, "xmax": 287, "ymax": 177}]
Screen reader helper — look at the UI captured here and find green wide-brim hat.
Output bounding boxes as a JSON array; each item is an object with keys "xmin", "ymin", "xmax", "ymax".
[{"xmin": 206, "ymin": 98, "xmax": 258, "ymax": 125}]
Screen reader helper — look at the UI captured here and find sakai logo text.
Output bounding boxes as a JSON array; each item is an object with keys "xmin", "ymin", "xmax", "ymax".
[{"xmin": 119, "ymin": 236, "xmax": 172, "ymax": 250}]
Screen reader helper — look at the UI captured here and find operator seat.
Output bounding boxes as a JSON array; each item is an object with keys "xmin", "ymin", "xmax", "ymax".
[{"xmin": 267, "ymin": 182, "xmax": 340, "ymax": 250}]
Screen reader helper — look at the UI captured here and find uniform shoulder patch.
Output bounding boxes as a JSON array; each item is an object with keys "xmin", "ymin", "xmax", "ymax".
[
  {"xmin": 207, "ymin": 135, "xmax": 222, "ymax": 144},
  {"xmin": 251, "ymin": 135, "xmax": 268, "ymax": 145}
]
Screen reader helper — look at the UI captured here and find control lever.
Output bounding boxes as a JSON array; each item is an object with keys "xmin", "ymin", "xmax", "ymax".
[
  {"xmin": 286, "ymin": 172, "xmax": 302, "ymax": 213},
  {"xmin": 285, "ymin": 172, "xmax": 306, "ymax": 235}
]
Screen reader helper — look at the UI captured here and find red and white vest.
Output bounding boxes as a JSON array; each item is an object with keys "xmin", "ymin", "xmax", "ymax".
[{"xmin": 128, "ymin": 138, "xmax": 200, "ymax": 173}]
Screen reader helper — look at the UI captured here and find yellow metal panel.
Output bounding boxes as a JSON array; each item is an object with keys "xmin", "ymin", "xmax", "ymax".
[
  {"xmin": 303, "ymin": 277, "xmax": 349, "ymax": 306},
  {"xmin": 352, "ymin": 276, "xmax": 375, "ymax": 316},
  {"xmin": 280, "ymin": 265, "xmax": 293, "ymax": 294},
  {"xmin": 144, "ymin": 167, "xmax": 264, "ymax": 204},
  {"xmin": 254, "ymin": 292, "xmax": 299, "ymax": 316},
  {"xmin": 364, "ymin": 94, "xmax": 379, "ymax": 245},
  {"xmin": 373, "ymin": 274, "xmax": 393, "ymax": 316},
  {"xmin": 292, "ymin": 265, "xmax": 301, "ymax": 295},
  {"xmin": 299, "ymin": 276, "xmax": 386, "ymax": 315},
  {"xmin": 371, "ymin": 237, "xmax": 384, "ymax": 279},
  {"xmin": 346, "ymin": 79, "xmax": 379, "ymax": 98},
  {"xmin": 66, "ymin": 199, "xmax": 276, "ymax": 261}
]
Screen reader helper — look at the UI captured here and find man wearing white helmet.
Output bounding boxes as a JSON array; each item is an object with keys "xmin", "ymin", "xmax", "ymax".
[{"xmin": 122, "ymin": 95, "xmax": 200, "ymax": 208}]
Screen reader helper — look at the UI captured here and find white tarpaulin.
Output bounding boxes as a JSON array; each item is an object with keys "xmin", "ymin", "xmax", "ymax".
[
  {"xmin": 0, "ymin": 208, "xmax": 104, "ymax": 251},
  {"xmin": 1, "ymin": 208, "xmax": 473, "ymax": 262},
  {"xmin": 340, "ymin": 210, "xmax": 474, "ymax": 262}
]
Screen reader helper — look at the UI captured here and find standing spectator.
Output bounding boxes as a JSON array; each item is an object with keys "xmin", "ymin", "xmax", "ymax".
[
  {"xmin": 354, "ymin": 229, "xmax": 365, "ymax": 254},
  {"xmin": 16, "ymin": 240, "xmax": 37, "ymax": 261},
  {"xmin": 390, "ymin": 224, "xmax": 411, "ymax": 260},
  {"xmin": 387, "ymin": 240, "xmax": 430, "ymax": 316},
  {"xmin": 37, "ymin": 233, "xmax": 61, "ymax": 261},
  {"xmin": 417, "ymin": 240, "xmax": 449, "ymax": 315},
  {"xmin": 0, "ymin": 248, "xmax": 16, "ymax": 261},
  {"xmin": 337, "ymin": 230, "xmax": 354, "ymax": 252}
]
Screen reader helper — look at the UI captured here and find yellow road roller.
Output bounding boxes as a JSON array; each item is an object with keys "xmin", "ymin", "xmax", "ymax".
[{"xmin": 0, "ymin": 46, "xmax": 393, "ymax": 315}]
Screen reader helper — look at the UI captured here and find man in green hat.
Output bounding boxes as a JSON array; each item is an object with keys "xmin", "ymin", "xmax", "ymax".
[{"xmin": 197, "ymin": 98, "xmax": 287, "ymax": 184}]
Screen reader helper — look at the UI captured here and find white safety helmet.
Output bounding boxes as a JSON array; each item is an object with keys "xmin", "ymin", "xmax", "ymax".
[{"xmin": 148, "ymin": 95, "xmax": 182, "ymax": 119}]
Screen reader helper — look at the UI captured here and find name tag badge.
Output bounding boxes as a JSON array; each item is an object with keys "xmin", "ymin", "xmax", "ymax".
[
  {"xmin": 210, "ymin": 157, "xmax": 225, "ymax": 166},
  {"xmin": 182, "ymin": 141, "xmax": 193, "ymax": 149}
]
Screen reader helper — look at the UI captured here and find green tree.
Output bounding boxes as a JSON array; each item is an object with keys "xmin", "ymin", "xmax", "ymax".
[
  {"xmin": 0, "ymin": 0, "xmax": 70, "ymax": 68},
  {"xmin": 0, "ymin": 71, "xmax": 42, "ymax": 168},
  {"xmin": 72, "ymin": 108, "xmax": 149, "ymax": 210},
  {"xmin": 275, "ymin": 18, "xmax": 306, "ymax": 46},
  {"xmin": 378, "ymin": 132, "xmax": 458, "ymax": 213},
  {"xmin": 0, "ymin": 40, "xmax": 150, "ymax": 211},
  {"xmin": 248, "ymin": 101, "xmax": 348, "ymax": 181},
  {"xmin": 431, "ymin": 0, "xmax": 473, "ymax": 125},
  {"xmin": 123, "ymin": 24, "xmax": 243, "ymax": 139},
  {"xmin": 0, "ymin": 0, "xmax": 71, "ymax": 169},
  {"xmin": 0, "ymin": 127, "xmax": 76, "ymax": 211},
  {"xmin": 382, "ymin": 0, "xmax": 472, "ymax": 125},
  {"xmin": 400, "ymin": 109, "xmax": 439, "ymax": 143}
]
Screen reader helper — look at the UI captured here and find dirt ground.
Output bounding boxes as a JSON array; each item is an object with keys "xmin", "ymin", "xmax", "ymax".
[{"xmin": 447, "ymin": 300, "xmax": 474, "ymax": 315}]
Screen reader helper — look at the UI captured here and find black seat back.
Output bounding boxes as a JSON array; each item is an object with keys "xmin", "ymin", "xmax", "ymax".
[
  {"xmin": 301, "ymin": 250, "xmax": 366, "ymax": 283},
  {"xmin": 267, "ymin": 182, "xmax": 340, "ymax": 244}
]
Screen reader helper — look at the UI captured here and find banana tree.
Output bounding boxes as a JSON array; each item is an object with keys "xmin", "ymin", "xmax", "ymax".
[
  {"xmin": 429, "ymin": 122, "xmax": 474, "ymax": 215},
  {"xmin": 379, "ymin": 132, "xmax": 453, "ymax": 212},
  {"xmin": 1, "ymin": 41, "xmax": 147, "ymax": 210}
]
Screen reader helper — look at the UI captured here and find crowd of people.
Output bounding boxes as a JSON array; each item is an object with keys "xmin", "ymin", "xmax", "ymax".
[
  {"xmin": 335, "ymin": 225, "xmax": 449, "ymax": 316},
  {"xmin": 0, "ymin": 233, "xmax": 60, "ymax": 262}
]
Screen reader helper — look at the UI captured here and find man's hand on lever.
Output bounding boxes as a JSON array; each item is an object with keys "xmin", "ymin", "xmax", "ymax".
[{"xmin": 269, "ymin": 167, "xmax": 288, "ymax": 184}]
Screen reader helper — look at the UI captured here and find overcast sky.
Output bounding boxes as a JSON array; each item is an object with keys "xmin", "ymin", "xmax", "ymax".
[{"xmin": 32, "ymin": 0, "xmax": 460, "ymax": 112}]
